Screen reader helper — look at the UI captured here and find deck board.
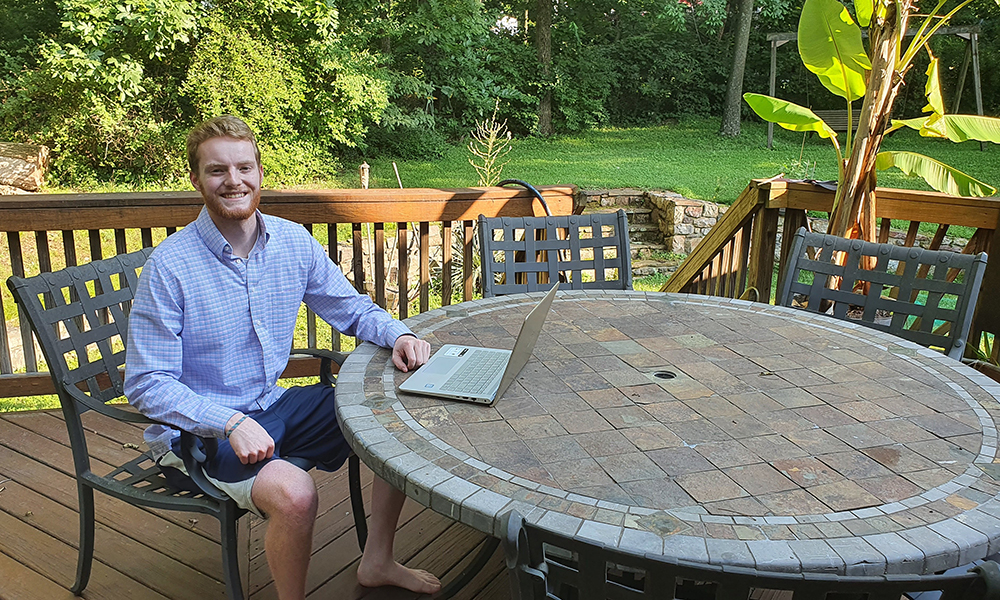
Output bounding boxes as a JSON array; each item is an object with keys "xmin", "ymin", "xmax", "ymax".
[
  {"xmin": 0, "ymin": 409, "xmax": 508, "ymax": 600},
  {"xmin": 0, "ymin": 409, "xmax": 883, "ymax": 600}
]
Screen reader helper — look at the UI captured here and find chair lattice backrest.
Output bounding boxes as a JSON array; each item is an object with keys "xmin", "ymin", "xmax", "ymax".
[
  {"xmin": 778, "ymin": 227, "xmax": 987, "ymax": 360},
  {"xmin": 478, "ymin": 211, "xmax": 632, "ymax": 298},
  {"xmin": 502, "ymin": 511, "xmax": 996, "ymax": 600},
  {"xmin": 6, "ymin": 248, "xmax": 155, "ymax": 458}
]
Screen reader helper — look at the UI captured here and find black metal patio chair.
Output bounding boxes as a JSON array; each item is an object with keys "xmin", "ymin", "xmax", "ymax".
[
  {"xmin": 6, "ymin": 248, "xmax": 364, "ymax": 600},
  {"xmin": 478, "ymin": 210, "xmax": 633, "ymax": 298},
  {"xmin": 502, "ymin": 510, "xmax": 1000, "ymax": 600},
  {"xmin": 778, "ymin": 226, "xmax": 988, "ymax": 360}
]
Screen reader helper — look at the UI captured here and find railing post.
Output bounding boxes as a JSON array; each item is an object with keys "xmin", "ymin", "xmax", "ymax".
[
  {"xmin": 747, "ymin": 196, "xmax": 780, "ymax": 303},
  {"xmin": 419, "ymin": 222, "xmax": 430, "ymax": 313},
  {"xmin": 970, "ymin": 228, "xmax": 998, "ymax": 360},
  {"xmin": 327, "ymin": 223, "xmax": 341, "ymax": 352},
  {"xmin": 776, "ymin": 208, "xmax": 808, "ymax": 301},
  {"xmin": 442, "ymin": 222, "xmax": 453, "ymax": 306},
  {"xmin": 463, "ymin": 220, "xmax": 474, "ymax": 302},
  {"xmin": 352, "ymin": 223, "xmax": 365, "ymax": 295},
  {"xmin": 374, "ymin": 223, "xmax": 386, "ymax": 309}
]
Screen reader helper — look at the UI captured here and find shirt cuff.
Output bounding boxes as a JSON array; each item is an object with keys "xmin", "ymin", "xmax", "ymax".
[
  {"xmin": 386, "ymin": 321, "xmax": 414, "ymax": 347},
  {"xmin": 204, "ymin": 404, "xmax": 242, "ymax": 439}
]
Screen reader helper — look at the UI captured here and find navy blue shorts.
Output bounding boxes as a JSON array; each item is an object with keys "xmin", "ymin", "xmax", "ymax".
[{"xmin": 160, "ymin": 384, "xmax": 352, "ymax": 515}]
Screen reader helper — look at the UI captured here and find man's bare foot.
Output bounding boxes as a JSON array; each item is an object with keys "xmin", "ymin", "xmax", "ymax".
[{"xmin": 357, "ymin": 558, "xmax": 441, "ymax": 595}]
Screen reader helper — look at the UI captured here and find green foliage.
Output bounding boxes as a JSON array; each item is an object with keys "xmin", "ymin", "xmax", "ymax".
[
  {"xmin": 182, "ymin": 20, "xmax": 306, "ymax": 142},
  {"xmin": 181, "ymin": 0, "xmax": 393, "ymax": 183},
  {"xmin": 0, "ymin": 0, "xmax": 196, "ymax": 185},
  {"xmin": 551, "ymin": 42, "xmax": 615, "ymax": 131},
  {"xmin": 1, "ymin": 0, "xmax": 995, "ymax": 186},
  {"xmin": 875, "ymin": 151, "xmax": 995, "ymax": 196}
]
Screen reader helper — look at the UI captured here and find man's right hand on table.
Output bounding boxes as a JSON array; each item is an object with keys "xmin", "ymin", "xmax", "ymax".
[{"xmin": 225, "ymin": 413, "xmax": 275, "ymax": 465}]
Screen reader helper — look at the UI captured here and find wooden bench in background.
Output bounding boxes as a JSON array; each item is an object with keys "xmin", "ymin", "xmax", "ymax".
[{"xmin": 812, "ymin": 109, "xmax": 864, "ymax": 133}]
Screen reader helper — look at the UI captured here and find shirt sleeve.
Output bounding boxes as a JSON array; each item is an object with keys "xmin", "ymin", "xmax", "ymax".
[
  {"xmin": 124, "ymin": 256, "xmax": 239, "ymax": 438},
  {"xmin": 301, "ymin": 235, "xmax": 412, "ymax": 348}
]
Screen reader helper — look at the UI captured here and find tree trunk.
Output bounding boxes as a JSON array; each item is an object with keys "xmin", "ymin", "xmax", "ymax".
[
  {"xmin": 719, "ymin": 0, "xmax": 755, "ymax": 137},
  {"xmin": 827, "ymin": 3, "xmax": 910, "ymax": 242},
  {"xmin": 536, "ymin": 0, "xmax": 553, "ymax": 137}
]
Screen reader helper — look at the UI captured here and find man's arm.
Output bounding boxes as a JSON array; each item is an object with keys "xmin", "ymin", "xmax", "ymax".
[{"xmin": 302, "ymin": 236, "xmax": 414, "ymax": 348}]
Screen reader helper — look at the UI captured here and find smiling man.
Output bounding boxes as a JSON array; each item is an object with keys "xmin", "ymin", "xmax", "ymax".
[{"xmin": 124, "ymin": 115, "xmax": 439, "ymax": 600}]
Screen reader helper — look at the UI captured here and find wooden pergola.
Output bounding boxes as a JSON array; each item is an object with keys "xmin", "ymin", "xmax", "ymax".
[{"xmin": 763, "ymin": 25, "xmax": 985, "ymax": 149}]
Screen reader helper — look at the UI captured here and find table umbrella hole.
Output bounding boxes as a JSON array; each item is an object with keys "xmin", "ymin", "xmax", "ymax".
[{"xmin": 653, "ymin": 371, "xmax": 677, "ymax": 380}]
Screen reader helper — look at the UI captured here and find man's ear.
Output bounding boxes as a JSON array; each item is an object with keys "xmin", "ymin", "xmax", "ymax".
[{"xmin": 190, "ymin": 171, "xmax": 202, "ymax": 192}]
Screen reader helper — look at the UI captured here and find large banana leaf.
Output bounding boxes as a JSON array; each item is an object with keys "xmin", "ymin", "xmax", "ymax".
[
  {"xmin": 939, "ymin": 115, "xmax": 1000, "ymax": 144},
  {"xmin": 890, "ymin": 114, "xmax": 1000, "ymax": 143},
  {"xmin": 923, "ymin": 55, "xmax": 945, "ymax": 116},
  {"xmin": 743, "ymin": 93, "xmax": 839, "ymax": 139},
  {"xmin": 876, "ymin": 151, "xmax": 997, "ymax": 197},
  {"xmin": 799, "ymin": 0, "xmax": 871, "ymax": 101},
  {"xmin": 854, "ymin": 0, "xmax": 873, "ymax": 27}
]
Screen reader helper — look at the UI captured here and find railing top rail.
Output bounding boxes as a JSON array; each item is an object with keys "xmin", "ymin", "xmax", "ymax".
[
  {"xmin": 0, "ymin": 185, "xmax": 581, "ymax": 231},
  {"xmin": 756, "ymin": 178, "xmax": 1000, "ymax": 230}
]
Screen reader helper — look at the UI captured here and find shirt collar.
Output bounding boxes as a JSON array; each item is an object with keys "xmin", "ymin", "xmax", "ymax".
[{"xmin": 194, "ymin": 207, "xmax": 269, "ymax": 258}]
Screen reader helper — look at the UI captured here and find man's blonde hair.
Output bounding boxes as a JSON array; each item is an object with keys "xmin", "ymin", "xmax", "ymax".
[{"xmin": 186, "ymin": 115, "xmax": 261, "ymax": 172}]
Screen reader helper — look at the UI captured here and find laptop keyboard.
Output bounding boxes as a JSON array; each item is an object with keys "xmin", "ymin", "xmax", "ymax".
[{"xmin": 440, "ymin": 350, "xmax": 508, "ymax": 395}]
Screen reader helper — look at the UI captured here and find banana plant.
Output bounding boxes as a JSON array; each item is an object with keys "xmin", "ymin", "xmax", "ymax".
[{"xmin": 744, "ymin": 0, "xmax": 1000, "ymax": 242}]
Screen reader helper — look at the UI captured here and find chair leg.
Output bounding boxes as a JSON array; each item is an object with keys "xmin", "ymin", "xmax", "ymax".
[
  {"xmin": 349, "ymin": 454, "xmax": 368, "ymax": 551},
  {"xmin": 71, "ymin": 483, "xmax": 95, "ymax": 595},
  {"xmin": 220, "ymin": 502, "xmax": 245, "ymax": 600}
]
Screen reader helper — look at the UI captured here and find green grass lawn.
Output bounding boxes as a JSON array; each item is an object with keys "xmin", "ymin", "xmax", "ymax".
[{"xmin": 360, "ymin": 118, "xmax": 999, "ymax": 205}]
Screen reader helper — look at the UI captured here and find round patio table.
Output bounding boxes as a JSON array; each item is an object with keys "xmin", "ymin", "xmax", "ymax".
[{"xmin": 335, "ymin": 290, "xmax": 1000, "ymax": 576}]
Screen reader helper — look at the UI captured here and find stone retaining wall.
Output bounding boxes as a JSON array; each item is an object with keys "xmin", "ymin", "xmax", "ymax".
[
  {"xmin": 647, "ymin": 192, "xmax": 727, "ymax": 253},
  {"xmin": 578, "ymin": 189, "xmax": 726, "ymax": 253}
]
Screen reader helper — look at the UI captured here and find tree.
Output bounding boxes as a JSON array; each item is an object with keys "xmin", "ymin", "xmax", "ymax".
[
  {"xmin": 535, "ymin": 0, "xmax": 554, "ymax": 136},
  {"xmin": 719, "ymin": 0, "xmax": 755, "ymax": 137}
]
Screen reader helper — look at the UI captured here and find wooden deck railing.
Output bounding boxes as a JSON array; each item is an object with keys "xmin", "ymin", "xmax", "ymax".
[
  {"xmin": 662, "ymin": 178, "xmax": 1000, "ymax": 361},
  {"xmin": 0, "ymin": 186, "xmax": 582, "ymax": 398}
]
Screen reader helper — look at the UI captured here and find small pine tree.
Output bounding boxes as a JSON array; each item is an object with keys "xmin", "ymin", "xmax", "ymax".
[{"xmin": 467, "ymin": 100, "xmax": 512, "ymax": 187}]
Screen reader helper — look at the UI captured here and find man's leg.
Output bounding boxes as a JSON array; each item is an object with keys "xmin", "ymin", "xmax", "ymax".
[
  {"xmin": 252, "ymin": 460, "xmax": 319, "ymax": 600},
  {"xmin": 356, "ymin": 475, "xmax": 442, "ymax": 594}
]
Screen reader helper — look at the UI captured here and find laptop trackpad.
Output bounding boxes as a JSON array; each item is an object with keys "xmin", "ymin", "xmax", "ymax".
[{"xmin": 423, "ymin": 356, "xmax": 461, "ymax": 375}]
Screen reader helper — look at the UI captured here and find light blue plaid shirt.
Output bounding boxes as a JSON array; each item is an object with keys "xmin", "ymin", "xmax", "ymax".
[{"xmin": 125, "ymin": 207, "xmax": 411, "ymax": 458}]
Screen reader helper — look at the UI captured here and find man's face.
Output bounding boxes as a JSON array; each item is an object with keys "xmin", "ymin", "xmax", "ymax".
[{"xmin": 190, "ymin": 137, "xmax": 263, "ymax": 222}]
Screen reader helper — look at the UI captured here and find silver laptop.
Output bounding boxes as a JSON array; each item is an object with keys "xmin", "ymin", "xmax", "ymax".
[{"xmin": 398, "ymin": 283, "xmax": 560, "ymax": 405}]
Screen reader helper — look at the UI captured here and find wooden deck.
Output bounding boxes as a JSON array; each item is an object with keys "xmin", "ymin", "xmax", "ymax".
[{"xmin": 0, "ymin": 409, "xmax": 508, "ymax": 600}]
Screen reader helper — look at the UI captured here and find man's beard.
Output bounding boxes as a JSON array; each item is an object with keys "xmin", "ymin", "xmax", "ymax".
[{"xmin": 208, "ymin": 189, "xmax": 261, "ymax": 221}]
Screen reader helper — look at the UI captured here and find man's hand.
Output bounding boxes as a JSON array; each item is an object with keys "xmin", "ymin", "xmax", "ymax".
[
  {"xmin": 393, "ymin": 335, "xmax": 431, "ymax": 372},
  {"xmin": 225, "ymin": 413, "xmax": 274, "ymax": 465}
]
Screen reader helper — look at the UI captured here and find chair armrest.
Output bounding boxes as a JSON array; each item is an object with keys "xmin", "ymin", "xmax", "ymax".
[
  {"xmin": 289, "ymin": 348, "xmax": 349, "ymax": 386},
  {"xmin": 179, "ymin": 430, "xmax": 229, "ymax": 501},
  {"xmin": 60, "ymin": 382, "xmax": 158, "ymax": 424}
]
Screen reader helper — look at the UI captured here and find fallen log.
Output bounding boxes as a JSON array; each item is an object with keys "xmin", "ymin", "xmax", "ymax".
[{"xmin": 0, "ymin": 142, "xmax": 49, "ymax": 191}]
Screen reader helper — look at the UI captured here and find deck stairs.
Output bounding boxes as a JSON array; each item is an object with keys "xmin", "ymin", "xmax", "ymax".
[{"xmin": 580, "ymin": 191, "xmax": 682, "ymax": 278}]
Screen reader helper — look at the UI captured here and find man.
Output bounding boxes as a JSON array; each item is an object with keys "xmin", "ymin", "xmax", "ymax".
[{"xmin": 124, "ymin": 115, "xmax": 441, "ymax": 600}]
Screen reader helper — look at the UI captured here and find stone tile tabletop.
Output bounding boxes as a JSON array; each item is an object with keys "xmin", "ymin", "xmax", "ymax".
[{"xmin": 336, "ymin": 291, "xmax": 1000, "ymax": 576}]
